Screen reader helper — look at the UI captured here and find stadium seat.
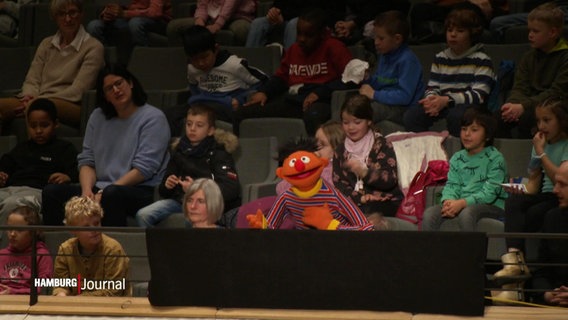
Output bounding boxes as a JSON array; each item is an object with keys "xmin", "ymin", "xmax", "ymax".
[
  {"xmin": 127, "ymin": 46, "xmax": 188, "ymax": 91},
  {"xmin": 0, "ymin": 135, "xmax": 18, "ymax": 158},
  {"xmin": 43, "ymin": 231, "xmax": 149, "ymax": 297},
  {"xmin": 221, "ymin": 45, "xmax": 282, "ymax": 75},
  {"xmin": 0, "ymin": 46, "xmax": 35, "ymax": 97},
  {"xmin": 239, "ymin": 117, "xmax": 308, "ymax": 147},
  {"xmin": 234, "ymin": 136, "xmax": 279, "ymax": 203},
  {"xmin": 410, "ymin": 43, "xmax": 446, "ymax": 83}
]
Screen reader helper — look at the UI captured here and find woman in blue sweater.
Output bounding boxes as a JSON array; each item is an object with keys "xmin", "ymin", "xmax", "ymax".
[{"xmin": 41, "ymin": 64, "xmax": 171, "ymax": 226}]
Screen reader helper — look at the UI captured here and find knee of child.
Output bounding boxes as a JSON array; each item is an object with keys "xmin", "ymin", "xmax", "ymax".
[
  {"xmin": 128, "ymin": 17, "xmax": 146, "ymax": 32},
  {"xmin": 86, "ymin": 19, "xmax": 104, "ymax": 33}
]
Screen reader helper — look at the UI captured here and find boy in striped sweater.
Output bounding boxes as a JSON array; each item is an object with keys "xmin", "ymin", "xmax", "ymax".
[{"xmin": 403, "ymin": 2, "xmax": 495, "ymax": 137}]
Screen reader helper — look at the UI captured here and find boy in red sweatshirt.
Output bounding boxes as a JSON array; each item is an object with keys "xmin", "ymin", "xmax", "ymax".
[{"xmin": 236, "ymin": 7, "xmax": 354, "ymax": 136}]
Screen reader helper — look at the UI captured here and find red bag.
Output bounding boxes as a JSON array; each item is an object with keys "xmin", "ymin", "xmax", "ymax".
[{"xmin": 396, "ymin": 160, "xmax": 449, "ymax": 227}]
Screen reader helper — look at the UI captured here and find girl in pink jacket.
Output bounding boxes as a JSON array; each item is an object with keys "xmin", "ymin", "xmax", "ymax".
[{"xmin": 0, "ymin": 206, "xmax": 53, "ymax": 295}]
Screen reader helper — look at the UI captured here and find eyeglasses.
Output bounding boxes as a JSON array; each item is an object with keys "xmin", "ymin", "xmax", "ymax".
[
  {"xmin": 103, "ymin": 78, "xmax": 127, "ymax": 93},
  {"xmin": 56, "ymin": 9, "xmax": 80, "ymax": 19}
]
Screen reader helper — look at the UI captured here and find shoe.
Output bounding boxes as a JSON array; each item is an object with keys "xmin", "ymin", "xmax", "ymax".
[
  {"xmin": 493, "ymin": 251, "xmax": 531, "ymax": 280},
  {"xmin": 491, "ymin": 282, "xmax": 525, "ymax": 306}
]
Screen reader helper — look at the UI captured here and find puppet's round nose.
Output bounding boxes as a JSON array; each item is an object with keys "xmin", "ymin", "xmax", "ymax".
[{"xmin": 294, "ymin": 160, "xmax": 305, "ymax": 172}]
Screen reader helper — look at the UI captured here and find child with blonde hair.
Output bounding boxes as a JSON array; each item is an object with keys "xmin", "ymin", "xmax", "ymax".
[
  {"xmin": 496, "ymin": 2, "xmax": 568, "ymax": 138},
  {"xmin": 53, "ymin": 196, "xmax": 129, "ymax": 296}
]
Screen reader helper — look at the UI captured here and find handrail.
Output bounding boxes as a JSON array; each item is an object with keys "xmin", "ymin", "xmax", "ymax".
[{"xmin": 1, "ymin": 226, "xmax": 567, "ymax": 308}]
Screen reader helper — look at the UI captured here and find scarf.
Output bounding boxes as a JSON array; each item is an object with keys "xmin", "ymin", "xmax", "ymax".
[
  {"xmin": 345, "ymin": 129, "xmax": 374, "ymax": 164},
  {"xmin": 344, "ymin": 130, "xmax": 374, "ymax": 192},
  {"xmin": 178, "ymin": 135, "xmax": 215, "ymax": 157}
]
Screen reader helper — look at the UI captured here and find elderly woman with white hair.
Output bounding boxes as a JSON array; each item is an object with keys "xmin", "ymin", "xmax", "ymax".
[{"xmin": 183, "ymin": 178, "xmax": 225, "ymax": 228}]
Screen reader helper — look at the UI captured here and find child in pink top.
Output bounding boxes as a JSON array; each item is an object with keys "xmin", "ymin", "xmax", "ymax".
[{"xmin": 0, "ymin": 206, "xmax": 53, "ymax": 295}]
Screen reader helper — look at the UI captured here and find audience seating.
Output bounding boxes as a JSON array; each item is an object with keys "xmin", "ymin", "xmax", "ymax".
[
  {"xmin": 0, "ymin": 46, "xmax": 36, "ymax": 97},
  {"xmin": 239, "ymin": 117, "xmax": 308, "ymax": 148},
  {"xmin": 0, "ymin": 33, "xmax": 19, "ymax": 47},
  {"xmin": 221, "ymin": 45, "xmax": 282, "ymax": 75},
  {"xmin": 60, "ymin": 136, "xmax": 84, "ymax": 153},
  {"xmin": 409, "ymin": 43, "xmax": 446, "ymax": 83},
  {"xmin": 503, "ymin": 25, "xmax": 568, "ymax": 44},
  {"xmin": 383, "ymin": 134, "xmax": 534, "ymax": 261},
  {"xmin": 0, "ymin": 3, "xmax": 556, "ymax": 298},
  {"xmin": 0, "ymin": 135, "xmax": 18, "ymax": 157},
  {"xmin": 43, "ymin": 231, "xmax": 149, "ymax": 297},
  {"xmin": 330, "ymin": 89, "xmax": 449, "ymax": 135},
  {"xmin": 233, "ymin": 136, "xmax": 279, "ymax": 203},
  {"xmin": 20, "ymin": 3, "xmax": 57, "ymax": 47},
  {"xmin": 125, "ymin": 46, "xmax": 189, "ymax": 116},
  {"xmin": 215, "ymin": 120, "xmax": 233, "ymax": 132},
  {"xmin": 348, "ymin": 45, "xmax": 367, "ymax": 61},
  {"xmin": 3, "ymin": 118, "xmax": 80, "ymax": 143},
  {"xmin": 127, "ymin": 46, "xmax": 188, "ymax": 91},
  {"xmin": 422, "ymin": 137, "xmax": 534, "ymax": 261}
]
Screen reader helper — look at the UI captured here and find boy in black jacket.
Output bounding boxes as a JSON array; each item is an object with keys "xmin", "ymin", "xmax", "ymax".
[
  {"xmin": 0, "ymin": 98, "xmax": 78, "ymax": 229},
  {"xmin": 136, "ymin": 104, "xmax": 240, "ymax": 227}
]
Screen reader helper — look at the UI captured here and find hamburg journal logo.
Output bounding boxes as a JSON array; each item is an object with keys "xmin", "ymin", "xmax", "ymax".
[{"xmin": 34, "ymin": 275, "xmax": 126, "ymax": 294}]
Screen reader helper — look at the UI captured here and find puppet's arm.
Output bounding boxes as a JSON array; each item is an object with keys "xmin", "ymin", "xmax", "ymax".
[
  {"xmin": 246, "ymin": 210, "xmax": 268, "ymax": 229},
  {"xmin": 303, "ymin": 203, "xmax": 340, "ymax": 230}
]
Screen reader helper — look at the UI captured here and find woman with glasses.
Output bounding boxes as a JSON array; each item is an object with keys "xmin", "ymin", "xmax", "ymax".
[
  {"xmin": 0, "ymin": 0, "xmax": 104, "ymax": 130},
  {"xmin": 41, "ymin": 64, "xmax": 171, "ymax": 227}
]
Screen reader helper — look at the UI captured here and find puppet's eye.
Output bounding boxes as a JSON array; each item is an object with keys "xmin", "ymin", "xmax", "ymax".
[
  {"xmin": 300, "ymin": 156, "xmax": 310, "ymax": 164},
  {"xmin": 288, "ymin": 158, "xmax": 297, "ymax": 167}
]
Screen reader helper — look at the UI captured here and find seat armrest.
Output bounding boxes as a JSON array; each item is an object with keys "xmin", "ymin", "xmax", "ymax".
[
  {"xmin": 425, "ymin": 185, "xmax": 444, "ymax": 208},
  {"xmin": 331, "ymin": 89, "xmax": 358, "ymax": 120}
]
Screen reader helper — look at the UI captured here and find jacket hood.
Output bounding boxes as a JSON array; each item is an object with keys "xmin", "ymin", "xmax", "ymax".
[
  {"xmin": 213, "ymin": 128, "xmax": 239, "ymax": 153},
  {"xmin": 8, "ymin": 240, "xmax": 48, "ymax": 254},
  {"xmin": 550, "ymin": 37, "xmax": 568, "ymax": 53},
  {"xmin": 170, "ymin": 128, "xmax": 239, "ymax": 154},
  {"xmin": 444, "ymin": 43, "xmax": 484, "ymax": 59}
]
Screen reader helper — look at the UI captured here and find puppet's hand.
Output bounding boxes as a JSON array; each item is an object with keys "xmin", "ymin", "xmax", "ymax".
[
  {"xmin": 246, "ymin": 209, "xmax": 267, "ymax": 229},
  {"xmin": 302, "ymin": 203, "xmax": 339, "ymax": 230}
]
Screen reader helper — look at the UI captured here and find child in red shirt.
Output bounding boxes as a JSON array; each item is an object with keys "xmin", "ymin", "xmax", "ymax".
[{"xmin": 236, "ymin": 7, "xmax": 354, "ymax": 136}]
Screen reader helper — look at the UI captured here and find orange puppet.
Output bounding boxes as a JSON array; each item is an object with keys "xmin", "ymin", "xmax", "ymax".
[{"xmin": 247, "ymin": 143, "xmax": 372, "ymax": 231}]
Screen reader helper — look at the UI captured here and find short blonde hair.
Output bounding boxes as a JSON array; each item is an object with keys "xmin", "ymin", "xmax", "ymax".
[
  {"xmin": 183, "ymin": 178, "xmax": 224, "ymax": 223},
  {"xmin": 63, "ymin": 196, "xmax": 104, "ymax": 226},
  {"xmin": 528, "ymin": 2, "xmax": 565, "ymax": 30},
  {"xmin": 319, "ymin": 120, "xmax": 345, "ymax": 151}
]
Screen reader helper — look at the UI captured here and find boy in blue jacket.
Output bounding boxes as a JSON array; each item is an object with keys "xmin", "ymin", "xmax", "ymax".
[{"xmin": 359, "ymin": 10, "xmax": 424, "ymax": 127}]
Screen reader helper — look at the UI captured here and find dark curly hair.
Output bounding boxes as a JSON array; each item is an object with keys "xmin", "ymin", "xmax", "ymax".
[
  {"xmin": 277, "ymin": 137, "xmax": 318, "ymax": 166},
  {"xmin": 461, "ymin": 105, "xmax": 497, "ymax": 146}
]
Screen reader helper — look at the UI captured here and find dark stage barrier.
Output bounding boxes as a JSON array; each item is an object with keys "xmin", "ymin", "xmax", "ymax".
[{"xmin": 146, "ymin": 229, "xmax": 487, "ymax": 316}]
